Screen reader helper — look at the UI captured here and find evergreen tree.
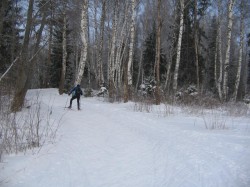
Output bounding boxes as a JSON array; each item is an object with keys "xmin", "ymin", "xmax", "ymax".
[
  {"xmin": 176, "ymin": 0, "xmax": 209, "ymax": 88},
  {"xmin": 178, "ymin": 1, "xmax": 196, "ymax": 86},
  {"xmin": 206, "ymin": 16, "xmax": 217, "ymax": 91},
  {"xmin": 49, "ymin": 17, "xmax": 73, "ymax": 91},
  {"xmin": 0, "ymin": 1, "xmax": 20, "ymax": 74},
  {"xmin": 142, "ymin": 26, "xmax": 166, "ymax": 81},
  {"xmin": 142, "ymin": 28, "xmax": 156, "ymax": 78}
]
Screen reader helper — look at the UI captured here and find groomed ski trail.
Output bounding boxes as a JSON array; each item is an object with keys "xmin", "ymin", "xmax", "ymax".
[{"xmin": 1, "ymin": 89, "xmax": 250, "ymax": 187}]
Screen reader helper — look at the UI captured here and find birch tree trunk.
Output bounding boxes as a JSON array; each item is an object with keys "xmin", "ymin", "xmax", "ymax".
[
  {"xmin": 194, "ymin": 0, "xmax": 200, "ymax": 90},
  {"xmin": 173, "ymin": 0, "xmax": 184, "ymax": 92},
  {"xmin": 232, "ymin": 0, "xmax": 244, "ymax": 101},
  {"xmin": 109, "ymin": 0, "xmax": 118, "ymax": 99},
  {"xmin": 93, "ymin": 0, "xmax": 98, "ymax": 86},
  {"xmin": 155, "ymin": 0, "xmax": 162, "ymax": 105},
  {"xmin": 164, "ymin": 5, "xmax": 177, "ymax": 92},
  {"xmin": 215, "ymin": 0, "xmax": 223, "ymax": 100},
  {"xmin": 214, "ymin": 25, "xmax": 218, "ymax": 95},
  {"xmin": 75, "ymin": 0, "xmax": 89, "ymax": 85},
  {"xmin": 97, "ymin": 0, "xmax": 106, "ymax": 86},
  {"xmin": 115, "ymin": 2, "xmax": 129, "ymax": 89},
  {"xmin": 223, "ymin": 0, "xmax": 235, "ymax": 101},
  {"xmin": 59, "ymin": 11, "xmax": 67, "ymax": 95},
  {"xmin": 124, "ymin": 0, "xmax": 136, "ymax": 102},
  {"xmin": 45, "ymin": 0, "xmax": 54, "ymax": 88},
  {"xmin": 135, "ymin": 0, "xmax": 150, "ymax": 91}
]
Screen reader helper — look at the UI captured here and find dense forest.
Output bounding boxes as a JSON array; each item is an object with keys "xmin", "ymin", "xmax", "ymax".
[{"xmin": 0, "ymin": 0, "xmax": 250, "ymax": 111}]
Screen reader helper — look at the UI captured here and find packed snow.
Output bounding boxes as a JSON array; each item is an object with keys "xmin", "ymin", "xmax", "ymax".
[{"xmin": 1, "ymin": 88, "xmax": 250, "ymax": 187}]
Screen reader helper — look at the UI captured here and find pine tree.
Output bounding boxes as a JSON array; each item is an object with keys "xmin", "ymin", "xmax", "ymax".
[
  {"xmin": 142, "ymin": 26, "xmax": 166, "ymax": 82},
  {"xmin": 206, "ymin": 16, "xmax": 217, "ymax": 91},
  {"xmin": 143, "ymin": 27, "xmax": 156, "ymax": 78},
  {"xmin": 0, "ymin": 1, "xmax": 20, "ymax": 74},
  {"xmin": 50, "ymin": 16, "xmax": 73, "ymax": 91},
  {"xmin": 179, "ymin": 1, "xmax": 196, "ymax": 86},
  {"xmin": 173, "ymin": 0, "xmax": 209, "ymax": 90}
]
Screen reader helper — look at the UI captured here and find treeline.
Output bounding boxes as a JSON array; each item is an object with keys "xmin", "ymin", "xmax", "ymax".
[{"xmin": 0, "ymin": 0, "xmax": 250, "ymax": 111}]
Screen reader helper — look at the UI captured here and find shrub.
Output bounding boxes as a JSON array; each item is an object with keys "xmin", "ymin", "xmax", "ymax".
[{"xmin": 84, "ymin": 88, "xmax": 93, "ymax": 97}]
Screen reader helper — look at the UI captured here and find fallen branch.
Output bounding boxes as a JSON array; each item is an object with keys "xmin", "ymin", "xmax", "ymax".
[
  {"xmin": 0, "ymin": 57, "xmax": 19, "ymax": 82},
  {"xmin": 0, "ymin": 38, "xmax": 49, "ymax": 83}
]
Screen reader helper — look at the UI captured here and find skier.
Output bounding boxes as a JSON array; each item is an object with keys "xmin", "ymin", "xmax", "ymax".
[{"xmin": 68, "ymin": 84, "xmax": 83, "ymax": 110}]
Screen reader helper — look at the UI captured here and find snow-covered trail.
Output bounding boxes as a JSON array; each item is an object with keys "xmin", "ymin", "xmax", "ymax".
[{"xmin": 1, "ymin": 89, "xmax": 250, "ymax": 187}]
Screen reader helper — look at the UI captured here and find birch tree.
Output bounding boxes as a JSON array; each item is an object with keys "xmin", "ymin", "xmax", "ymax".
[
  {"xmin": 215, "ymin": 0, "xmax": 223, "ymax": 100},
  {"xmin": 173, "ymin": 0, "xmax": 184, "ymax": 92},
  {"xmin": 75, "ymin": 0, "xmax": 89, "ymax": 85},
  {"xmin": 155, "ymin": 0, "xmax": 162, "ymax": 105},
  {"xmin": 108, "ymin": 0, "xmax": 118, "ymax": 99},
  {"xmin": 232, "ymin": 0, "xmax": 244, "ymax": 101},
  {"xmin": 115, "ymin": 2, "xmax": 129, "ymax": 89},
  {"xmin": 223, "ymin": 0, "xmax": 235, "ymax": 101},
  {"xmin": 96, "ymin": 0, "xmax": 106, "ymax": 86},
  {"xmin": 164, "ymin": 2, "xmax": 177, "ymax": 92},
  {"xmin": 124, "ymin": 0, "xmax": 136, "ymax": 102},
  {"xmin": 194, "ymin": 0, "xmax": 200, "ymax": 90},
  {"xmin": 59, "ymin": 4, "xmax": 67, "ymax": 95}
]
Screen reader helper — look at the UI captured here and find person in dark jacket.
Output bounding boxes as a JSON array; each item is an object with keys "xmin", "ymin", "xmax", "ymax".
[{"xmin": 68, "ymin": 84, "xmax": 83, "ymax": 110}]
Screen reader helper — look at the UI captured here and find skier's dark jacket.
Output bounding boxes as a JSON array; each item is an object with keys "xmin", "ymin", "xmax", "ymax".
[{"xmin": 68, "ymin": 84, "xmax": 83, "ymax": 97}]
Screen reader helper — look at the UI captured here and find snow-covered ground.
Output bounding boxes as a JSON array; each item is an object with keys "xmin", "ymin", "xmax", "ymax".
[{"xmin": 1, "ymin": 88, "xmax": 250, "ymax": 187}]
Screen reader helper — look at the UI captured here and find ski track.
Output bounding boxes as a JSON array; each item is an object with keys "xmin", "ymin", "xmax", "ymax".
[{"xmin": 1, "ymin": 89, "xmax": 250, "ymax": 187}]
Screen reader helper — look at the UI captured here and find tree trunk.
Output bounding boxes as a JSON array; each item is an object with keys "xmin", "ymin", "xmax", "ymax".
[
  {"xmin": 223, "ymin": 0, "xmax": 235, "ymax": 101},
  {"xmin": 194, "ymin": 0, "xmax": 200, "ymax": 90},
  {"xmin": 109, "ymin": 0, "xmax": 118, "ymax": 99},
  {"xmin": 164, "ymin": 5, "xmax": 177, "ymax": 92},
  {"xmin": 97, "ymin": 0, "xmax": 106, "ymax": 87},
  {"xmin": 44, "ymin": 0, "xmax": 54, "ymax": 88},
  {"xmin": 216, "ymin": 0, "xmax": 223, "ymax": 101},
  {"xmin": 155, "ymin": 0, "xmax": 162, "ymax": 105},
  {"xmin": 59, "ymin": 11, "xmax": 67, "ymax": 95},
  {"xmin": 11, "ymin": 0, "xmax": 34, "ymax": 112},
  {"xmin": 115, "ymin": 2, "xmax": 129, "ymax": 91},
  {"xmin": 75, "ymin": 0, "xmax": 88, "ymax": 85},
  {"xmin": 173, "ymin": 0, "xmax": 184, "ymax": 92},
  {"xmin": 232, "ymin": 0, "xmax": 244, "ymax": 101},
  {"xmin": 124, "ymin": 0, "xmax": 136, "ymax": 103}
]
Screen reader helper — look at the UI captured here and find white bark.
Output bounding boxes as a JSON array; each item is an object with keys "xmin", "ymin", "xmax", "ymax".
[
  {"xmin": 223, "ymin": 0, "xmax": 235, "ymax": 100},
  {"xmin": 173, "ymin": 0, "xmax": 184, "ymax": 92},
  {"xmin": 97, "ymin": 0, "xmax": 106, "ymax": 86},
  {"xmin": 115, "ymin": 2, "xmax": 129, "ymax": 87},
  {"xmin": 164, "ymin": 5, "xmax": 177, "ymax": 91},
  {"xmin": 93, "ymin": 0, "xmax": 98, "ymax": 84},
  {"xmin": 232, "ymin": 1, "xmax": 244, "ymax": 101},
  {"xmin": 216, "ymin": 0, "xmax": 223, "ymax": 100},
  {"xmin": 75, "ymin": 0, "xmax": 88, "ymax": 85},
  {"xmin": 0, "ymin": 57, "xmax": 19, "ymax": 82},
  {"xmin": 194, "ymin": 0, "xmax": 199, "ymax": 90},
  {"xmin": 155, "ymin": 0, "xmax": 162, "ymax": 105},
  {"xmin": 59, "ymin": 12, "xmax": 67, "ymax": 94},
  {"xmin": 109, "ymin": 1, "xmax": 118, "ymax": 86},
  {"xmin": 127, "ymin": 0, "xmax": 136, "ymax": 86},
  {"xmin": 108, "ymin": 1, "xmax": 119, "ymax": 98}
]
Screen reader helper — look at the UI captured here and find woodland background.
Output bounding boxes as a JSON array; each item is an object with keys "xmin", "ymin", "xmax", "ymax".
[{"xmin": 0, "ymin": 0, "xmax": 250, "ymax": 111}]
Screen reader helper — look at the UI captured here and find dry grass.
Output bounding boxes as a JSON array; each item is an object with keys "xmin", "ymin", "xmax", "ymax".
[
  {"xmin": 202, "ymin": 112, "xmax": 228, "ymax": 130},
  {"xmin": 0, "ymin": 91, "xmax": 62, "ymax": 161}
]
